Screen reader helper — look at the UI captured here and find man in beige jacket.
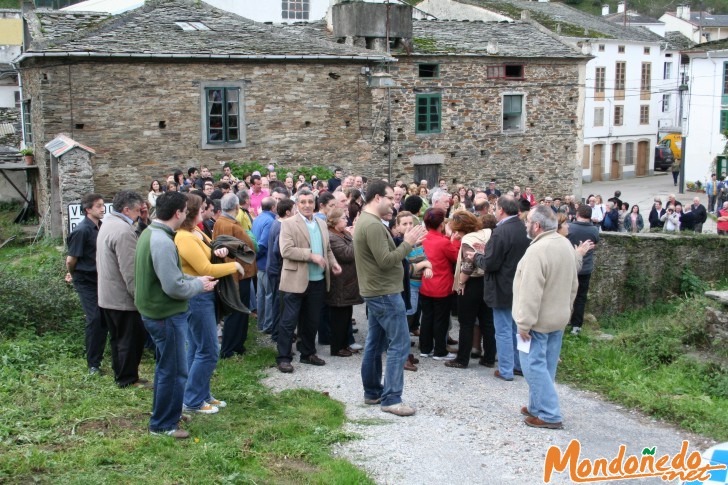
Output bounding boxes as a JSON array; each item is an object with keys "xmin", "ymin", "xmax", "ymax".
[{"xmin": 513, "ymin": 205, "xmax": 578, "ymax": 430}]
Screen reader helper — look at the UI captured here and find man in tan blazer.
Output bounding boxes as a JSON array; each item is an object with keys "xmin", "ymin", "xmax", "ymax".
[{"xmin": 276, "ymin": 189, "xmax": 341, "ymax": 373}]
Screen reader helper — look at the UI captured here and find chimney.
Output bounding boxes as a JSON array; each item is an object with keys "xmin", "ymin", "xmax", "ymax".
[
  {"xmin": 680, "ymin": 4, "xmax": 691, "ymax": 20},
  {"xmin": 617, "ymin": 1, "xmax": 625, "ymax": 13},
  {"xmin": 602, "ymin": 4, "xmax": 609, "ymax": 16}
]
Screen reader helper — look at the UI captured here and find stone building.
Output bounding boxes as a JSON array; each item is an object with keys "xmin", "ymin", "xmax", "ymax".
[
  {"xmin": 18, "ymin": 0, "xmax": 391, "ymax": 235},
  {"xmin": 19, "ymin": 0, "xmax": 589, "ymax": 235}
]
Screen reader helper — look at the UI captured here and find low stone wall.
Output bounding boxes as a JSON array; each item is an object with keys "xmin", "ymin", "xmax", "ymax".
[{"xmin": 587, "ymin": 232, "xmax": 728, "ymax": 317}]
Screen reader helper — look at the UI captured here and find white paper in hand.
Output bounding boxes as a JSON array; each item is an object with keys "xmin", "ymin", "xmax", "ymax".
[{"xmin": 516, "ymin": 334, "xmax": 531, "ymax": 354}]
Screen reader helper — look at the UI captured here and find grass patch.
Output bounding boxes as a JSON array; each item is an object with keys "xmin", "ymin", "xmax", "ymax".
[
  {"xmin": 0, "ymin": 331, "xmax": 370, "ymax": 483},
  {"xmin": 0, "ymin": 240, "xmax": 370, "ymax": 483},
  {"xmin": 560, "ymin": 293, "xmax": 728, "ymax": 441}
]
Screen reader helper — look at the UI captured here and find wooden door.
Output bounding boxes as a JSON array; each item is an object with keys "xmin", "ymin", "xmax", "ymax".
[
  {"xmin": 611, "ymin": 143, "xmax": 621, "ymax": 180},
  {"xmin": 592, "ymin": 145, "xmax": 602, "ymax": 182},
  {"xmin": 414, "ymin": 164, "xmax": 440, "ymax": 189},
  {"xmin": 636, "ymin": 141, "xmax": 648, "ymax": 176}
]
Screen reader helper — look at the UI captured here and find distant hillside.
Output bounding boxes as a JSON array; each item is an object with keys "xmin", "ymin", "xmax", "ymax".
[{"xmin": 0, "ymin": 0, "xmax": 19, "ymax": 8}]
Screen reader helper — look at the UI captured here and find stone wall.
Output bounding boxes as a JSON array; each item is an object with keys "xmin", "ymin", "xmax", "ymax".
[
  {"xmin": 21, "ymin": 55, "xmax": 585, "ymax": 234},
  {"xmin": 0, "ymin": 107, "xmax": 21, "ymax": 148},
  {"xmin": 587, "ymin": 232, "xmax": 728, "ymax": 317},
  {"xmin": 371, "ymin": 56, "xmax": 584, "ymax": 197},
  {"xmin": 58, "ymin": 148, "xmax": 95, "ymax": 241}
]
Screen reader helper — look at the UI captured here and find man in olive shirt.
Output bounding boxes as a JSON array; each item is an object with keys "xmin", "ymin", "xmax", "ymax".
[{"xmin": 354, "ymin": 180, "xmax": 426, "ymax": 417}]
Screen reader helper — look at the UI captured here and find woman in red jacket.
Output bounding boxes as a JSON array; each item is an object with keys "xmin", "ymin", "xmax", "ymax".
[{"xmin": 419, "ymin": 208, "xmax": 461, "ymax": 360}]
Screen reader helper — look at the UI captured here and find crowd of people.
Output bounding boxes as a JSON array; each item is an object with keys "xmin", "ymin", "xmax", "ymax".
[{"xmin": 65, "ymin": 164, "xmax": 726, "ymax": 439}]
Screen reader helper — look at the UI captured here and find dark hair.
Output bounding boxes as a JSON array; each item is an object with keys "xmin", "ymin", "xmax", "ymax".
[
  {"xmin": 180, "ymin": 193, "xmax": 203, "ymax": 231},
  {"xmin": 173, "ymin": 170, "xmax": 185, "ymax": 184},
  {"xmin": 223, "ymin": 162, "xmax": 232, "ymax": 170},
  {"xmin": 318, "ymin": 191, "xmax": 334, "ymax": 207},
  {"xmin": 475, "ymin": 200, "xmax": 489, "ymax": 212},
  {"xmin": 112, "ymin": 190, "xmax": 144, "ymax": 214},
  {"xmin": 403, "ymin": 195, "xmax": 423, "ymax": 214},
  {"xmin": 210, "ymin": 189, "xmax": 223, "ymax": 200},
  {"xmin": 423, "ymin": 208, "xmax": 445, "ymax": 230},
  {"xmin": 449, "ymin": 210, "xmax": 481, "ymax": 234},
  {"xmin": 481, "ymin": 213, "xmax": 497, "ymax": 230},
  {"xmin": 150, "ymin": 179, "xmax": 161, "ymax": 192},
  {"xmin": 277, "ymin": 198, "xmax": 295, "ymax": 217},
  {"xmin": 219, "ymin": 182, "xmax": 230, "ymax": 191},
  {"xmin": 187, "ymin": 167, "xmax": 198, "ymax": 177},
  {"xmin": 81, "ymin": 193, "xmax": 104, "ymax": 215},
  {"xmin": 518, "ymin": 198, "xmax": 532, "ymax": 214},
  {"xmin": 251, "ymin": 175, "xmax": 261, "ymax": 184},
  {"xmin": 622, "ymin": 202, "xmax": 630, "ymax": 211},
  {"xmin": 166, "ymin": 181, "xmax": 178, "ymax": 191},
  {"xmin": 577, "ymin": 205, "xmax": 592, "ymax": 219},
  {"xmin": 631, "ymin": 204, "xmax": 639, "ymax": 213},
  {"xmin": 349, "ymin": 188, "xmax": 362, "ymax": 202},
  {"xmin": 364, "ymin": 180, "xmax": 390, "ymax": 204},
  {"xmin": 272, "ymin": 186, "xmax": 289, "ymax": 198},
  {"xmin": 498, "ymin": 196, "xmax": 519, "ymax": 216},
  {"xmin": 156, "ymin": 191, "xmax": 187, "ymax": 220}
]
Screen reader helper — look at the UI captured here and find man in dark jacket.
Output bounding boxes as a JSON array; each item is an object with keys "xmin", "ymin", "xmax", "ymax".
[
  {"xmin": 689, "ymin": 197, "xmax": 708, "ymax": 233},
  {"xmin": 601, "ymin": 201, "xmax": 619, "ymax": 232},
  {"xmin": 648, "ymin": 200, "xmax": 666, "ymax": 231},
  {"xmin": 471, "ymin": 196, "xmax": 529, "ymax": 381},
  {"xmin": 566, "ymin": 205, "xmax": 599, "ymax": 335}
]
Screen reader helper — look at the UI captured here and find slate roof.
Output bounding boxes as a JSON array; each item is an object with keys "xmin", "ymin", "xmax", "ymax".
[
  {"xmin": 21, "ymin": 0, "xmax": 393, "ymax": 61},
  {"xmin": 454, "ymin": 0, "xmax": 663, "ymax": 42},
  {"xmin": 665, "ymin": 11, "xmax": 728, "ymax": 28},
  {"xmin": 664, "ymin": 31, "xmax": 696, "ymax": 51},
  {"xmin": 684, "ymin": 37, "xmax": 728, "ymax": 53},
  {"xmin": 603, "ymin": 12, "xmax": 662, "ymax": 25},
  {"xmin": 408, "ymin": 19, "xmax": 584, "ymax": 58},
  {"xmin": 281, "ymin": 19, "xmax": 585, "ymax": 59}
]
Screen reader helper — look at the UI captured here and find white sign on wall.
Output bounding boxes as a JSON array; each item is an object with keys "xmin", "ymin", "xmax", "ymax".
[{"xmin": 67, "ymin": 203, "xmax": 113, "ymax": 233}]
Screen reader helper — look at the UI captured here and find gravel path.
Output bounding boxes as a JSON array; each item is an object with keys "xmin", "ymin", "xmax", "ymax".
[{"xmin": 262, "ymin": 304, "xmax": 714, "ymax": 484}]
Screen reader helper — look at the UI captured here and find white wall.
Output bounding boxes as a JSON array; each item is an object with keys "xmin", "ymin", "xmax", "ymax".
[
  {"xmin": 660, "ymin": 14, "xmax": 700, "ymax": 43},
  {"xmin": 683, "ymin": 54, "xmax": 728, "ymax": 184},
  {"xmin": 415, "ymin": 0, "xmax": 510, "ymax": 21},
  {"xmin": 582, "ymin": 40, "xmax": 661, "ymax": 179},
  {"xmin": 654, "ymin": 49, "xmax": 683, "ymax": 134},
  {"xmin": 0, "ymin": 84, "xmax": 19, "ymax": 109}
]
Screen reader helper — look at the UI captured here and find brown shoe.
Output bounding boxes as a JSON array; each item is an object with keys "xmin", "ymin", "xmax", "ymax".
[
  {"xmin": 333, "ymin": 349, "xmax": 353, "ymax": 357},
  {"xmin": 277, "ymin": 362, "xmax": 294, "ymax": 373},
  {"xmin": 447, "ymin": 337, "xmax": 459, "ymax": 346},
  {"xmin": 132, "ymin": 380, "xmax": 154, "ymax": 390},
  {"xmin": 494, "ymin": 370, "xmax": 514, "ymax": 382},
  {"xmin": 404, "ymin": 360, "xmax": 418, "ymax": 372},
  {"xmin": 408, "ymin": 354, "xmax": 420, "ymax": 365},
  {"xmin": 300, "ymin": 355, "xmax": 326, "ymax": 366},
  {"xmin": 444, "ymin": 360, "xmax": 467, "ymax": 369},
  {"xmin": 520, "ymin": 406, "xmax": 534, "ymax": 418},
  {"xmin": 524, "ymin": 416, "xmax": 563, "ymax": 429}
]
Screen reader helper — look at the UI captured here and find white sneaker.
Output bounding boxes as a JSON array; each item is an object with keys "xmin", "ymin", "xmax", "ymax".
[
  {"xmin": 183, "ymin": 403, "xmax": 219, "ymax": 414},
  {"xmin": 381, "ymin": 403, "xmax": 416, "ymax": 417},
  {"xmin": 349, "ymin": 343, "xmax": 363, "ymax": 351},
  {"xmin": 206, "ymin": 398, "xmax": 227, "ymax": 408},
  {"xmin": 432, "ymin": 352, "xmax": 457, "ymax": 361},
  {"xmin": 419, "ymin": 352, "xmax": 433, "ymax": 358},
  {"xmin": 571, "ymin": 327, "xmax": 582, "ymax": 335}
]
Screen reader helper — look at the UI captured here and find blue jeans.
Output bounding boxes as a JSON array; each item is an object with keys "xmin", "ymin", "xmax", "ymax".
[
  {"xmin": 184, "ymin": 292, "xmax": 218, "ymax": 409},
  {"xmin": 256, "ymin": 271, "xmax": 270, "ymax": 331},
  {"xmin": 361, "ymin": 294, "xmax": 410, "ymax": 407},
  {"xmin": 406, "ymin": 285, "xmax": 420, "ymax": 316},
  {"xmin": 142, "ymin": 311, "xmax": 190, "ymax": 432},
  {"xmin": 520, "ymin": 330, "xmax": 564, "ymax": 423},
  {"xmin": 492, "ymin": 307, "xmax": 521, "ymax": 379}
]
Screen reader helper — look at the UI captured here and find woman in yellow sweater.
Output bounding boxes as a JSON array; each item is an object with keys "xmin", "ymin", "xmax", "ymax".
[{"xmin": 175, "ymin": 193, "xmax": 244, "ymax": 415}]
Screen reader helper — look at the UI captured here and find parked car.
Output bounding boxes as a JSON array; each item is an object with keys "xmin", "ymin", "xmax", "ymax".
[
  {"xmin": 658, "ymin": 133, "xmax": 682, "ymax": 160},
  {"xmin": 654, "ymin": 146, "xmax": 674, "ymax": 171}
]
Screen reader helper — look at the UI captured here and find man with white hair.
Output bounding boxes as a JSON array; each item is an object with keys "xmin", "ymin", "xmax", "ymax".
[
  {"xmin": 689, "ymin": 197, "xmax": 707, "ymax": 233},
  {"xmin": 430, "ymin": 189, "xmax": 452, "ymax": 213},
  {"xmin": 514, "ymin": 206, "xmax": 578, "ymax": 429}
]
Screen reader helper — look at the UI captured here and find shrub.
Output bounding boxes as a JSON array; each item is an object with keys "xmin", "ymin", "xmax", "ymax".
[
  {"xmin": 0, "ymin": 268, "xmax": 84, "ymax": 337},
  {"xmin": 227, "ymin": 161, "xmax": 333, "ymax": 184}
]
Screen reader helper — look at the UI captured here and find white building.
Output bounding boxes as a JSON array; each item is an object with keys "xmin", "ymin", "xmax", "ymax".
[
  {"xmin": 683, "ymin": 39, "xmax": 728, "ymax": 184},
  {"xmin": 0, "ymin": 9, "xmax": 21, "ymax": 109},
  {"xmin": 660, "ymin": 6, "xmax": 728, "ymax": 44},
  {"xmin": 603, "ymin": 2, "xmax": 665, "ymax": 37}
]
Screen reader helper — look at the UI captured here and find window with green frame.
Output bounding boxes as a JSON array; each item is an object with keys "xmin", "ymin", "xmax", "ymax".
[
  {"xmin": 205, "ymin": 87, "xmax": 241, "ymax": 144},
  {"xmin": 720, "ymin": 110, "xmax": 728, "ymax": 132},
  {"xmin": 416, "ymin": 93, "xmax": 441, "ymax": 134},
  {"xmin": 723, "ymin": 62, "xmax": 728, "ymax": 105},
  {"xmin": 22, "ymin": 100, "xmax": 32, "ymax": 144},
  {"xmin": 503, "ymin": 94, "xmax": 524, "ymax": 131}
]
